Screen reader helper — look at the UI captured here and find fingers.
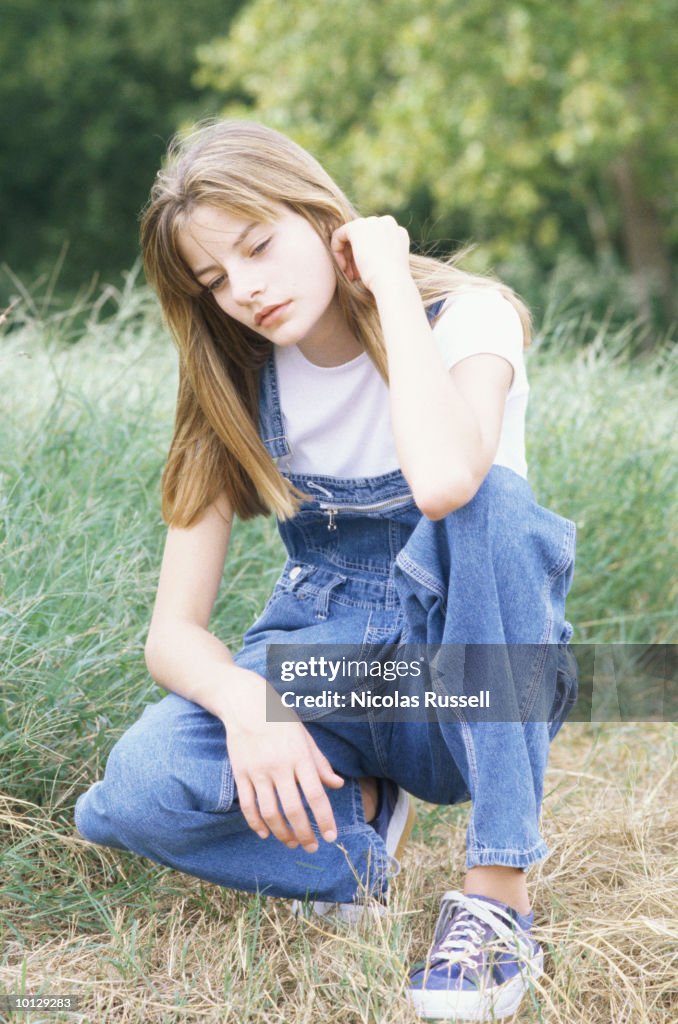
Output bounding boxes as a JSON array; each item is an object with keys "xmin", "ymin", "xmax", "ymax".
[
  {"xmin": 310, "ymin": 741, "xmax": 345, "ymax": 789},
  {"xmin": 229, "ymin": 720, "xmax": 345, "ymax": 853},
  {"xmin": 273, "ymin": 777, "xmax": 320, "ymax": 851},
  {"xmin": 295, "ymin": 761, "xmax": 338, "ymax": 844},
  {"xmin": 330, "ymin": 216, "xmax": 410, "ymax": 291},
  {"xmin": 330, "ymin": 224, "xmax": 356, "ymax": 281},
  {"xmin": 254, "ymin": 779, "xmax": 302, "ymax": 849},
  {"xmin": 236, "ymin": 771, "xmax": 300, "ymax": 848},
  {"xmin": 245, "ymin": 773, "xmax": 331, "ymax": 852},
  {"xmin": 235, "ymin": 762, "xmax": 342, "ymax": 851},
  {"xmin": 233, "ymin": 773, "xmax": 271, "ymax": 840},
  {"xmin": 330, "ymin": 222, "xmax": 349, "ymax": 250}
]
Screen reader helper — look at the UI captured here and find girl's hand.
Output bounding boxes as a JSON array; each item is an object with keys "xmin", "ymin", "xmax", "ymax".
[
  {"xmin": 220, "ymin": 668, "xmax": 344, "ymax": 853},
  {"xmin": 331, "ymin": 215, "xmax": 412, "ymax": 294}
]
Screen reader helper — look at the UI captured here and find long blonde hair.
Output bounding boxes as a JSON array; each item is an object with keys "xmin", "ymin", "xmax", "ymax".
[{"xmin": 140, "ymin": 120, "xmax": 531, "ymax": 527}]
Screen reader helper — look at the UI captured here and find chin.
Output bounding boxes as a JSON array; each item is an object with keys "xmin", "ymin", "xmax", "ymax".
[{"xmin": 268, "ymin": 324, "xmax": 304, "ymax": 347}]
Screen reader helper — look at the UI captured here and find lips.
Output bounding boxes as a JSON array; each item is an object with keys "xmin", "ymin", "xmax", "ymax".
[{"xmin": 255, "ymin": 302, "xmax": 290, "ymax": 327}]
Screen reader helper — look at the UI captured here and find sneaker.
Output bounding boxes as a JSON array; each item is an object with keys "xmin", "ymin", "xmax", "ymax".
[
  {"xmin": 408, "ymin": 890, "xmax": 543, "ymax": 1021},
  {"xmin": 291, "ymin": 779, "xmax": 415, "ymax": 923},
  {"xmin": 371, "ymin": 777, "xmax": 417, "ymax": 863}
]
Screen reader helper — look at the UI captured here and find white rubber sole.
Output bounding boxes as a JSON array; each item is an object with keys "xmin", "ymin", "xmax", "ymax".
[
  {"xmin": 385, "ymin": 785, "xmax": 417, "ymax": 861},
  {"xmin": 408, "ymin": 949, "xmax": 544, "ymax": 1021},
  {"xmin": 291, "ymin": 896, "xmax": 388, "ymax": 925}
]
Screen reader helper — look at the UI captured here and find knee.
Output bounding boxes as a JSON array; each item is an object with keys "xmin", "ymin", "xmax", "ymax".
[
  {"xmin": 74, "ymin": 782, "xmax": 127, "ymax": 849},
  {"xmin": 74, "ymin": 744, "xmax": 163, "ymax": 850},
  {"xmin": 76, "ymin": 711, "xmax": 179, "ymax": 849}
]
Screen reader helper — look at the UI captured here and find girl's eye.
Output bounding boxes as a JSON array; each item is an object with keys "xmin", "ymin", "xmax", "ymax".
[
  {"xmin": 251, "ymin": 237, "xmax": 271, "ymax": 257},
  {"xmin": 206, "ymin": 275, "xmax": 227, "ymax": 293}
]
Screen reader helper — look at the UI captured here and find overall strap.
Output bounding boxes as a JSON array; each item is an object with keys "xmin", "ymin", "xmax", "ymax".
[
  {"xmin": 426, "ymin": 299, "xmax": 446, "ymax": 323},
  {"xmin": 258, "ymin": 351, "xmax": 290, "ymax": 459}
]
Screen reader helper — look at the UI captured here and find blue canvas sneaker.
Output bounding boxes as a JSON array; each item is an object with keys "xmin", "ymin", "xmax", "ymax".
[
  {"xmin": 408, "ymin": 890, "xmax": 543, "ymax": 1020},
  {"xmin": 291, "ymin": 779, "xmax": 415, "ymax": 923}
]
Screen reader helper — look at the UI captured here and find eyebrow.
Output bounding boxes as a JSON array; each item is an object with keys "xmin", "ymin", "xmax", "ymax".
[{"xmin": 192, "ymin": 221, "xmax": 258, "ymax": 279}]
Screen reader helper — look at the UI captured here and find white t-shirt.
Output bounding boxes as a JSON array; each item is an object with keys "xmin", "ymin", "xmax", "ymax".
[{"xmin": 274, "ymin": 289, "xmax": 529, "ymax": 479}]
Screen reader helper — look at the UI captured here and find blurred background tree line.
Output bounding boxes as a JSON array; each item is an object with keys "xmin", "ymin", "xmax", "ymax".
[{"xmin": 2, "ymin": 0, "xmax": 676, "ymax": 340}]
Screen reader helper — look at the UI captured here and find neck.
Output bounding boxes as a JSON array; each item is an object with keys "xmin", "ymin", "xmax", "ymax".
[{"xmin": 296, "ymin": 295, "xmax": 363, "ymax": 367}]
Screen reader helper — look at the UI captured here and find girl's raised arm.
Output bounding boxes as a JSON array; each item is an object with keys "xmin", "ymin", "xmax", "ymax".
[{"xmin": 332, "ymin": 217, "xmax": 513, "ymax": 519}]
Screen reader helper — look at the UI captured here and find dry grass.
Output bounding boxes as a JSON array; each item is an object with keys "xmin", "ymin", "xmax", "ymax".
[{"xmin": 1, "ymin": 723, "xmax": 676, "ymax": 1023}]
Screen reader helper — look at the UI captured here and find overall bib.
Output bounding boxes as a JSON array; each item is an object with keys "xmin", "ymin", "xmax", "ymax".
[{"xmin": 75, "ymin": 307, "xmax": 577, "ymax": 903}]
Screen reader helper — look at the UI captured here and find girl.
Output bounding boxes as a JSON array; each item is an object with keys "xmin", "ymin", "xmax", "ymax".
[{"xmin": 75, "ymin": 120, "xmax": 577, "ymax": 1021}]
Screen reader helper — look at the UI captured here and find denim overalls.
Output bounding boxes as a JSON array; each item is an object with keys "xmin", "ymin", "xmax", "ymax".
[{"xmin": 75, "ymin": 304, "xmax": 577, "ymax": 904}]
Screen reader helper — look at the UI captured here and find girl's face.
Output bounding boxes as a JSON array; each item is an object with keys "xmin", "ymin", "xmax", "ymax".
[{"xmin": 178, "ymin": 203, "xmax": 351, "ymax": 360}]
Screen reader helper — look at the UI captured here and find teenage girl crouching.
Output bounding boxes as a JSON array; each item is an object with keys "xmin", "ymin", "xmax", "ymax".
[{"xmin": 75, "ymin": 120, "xmax": 577, "ymax": 1022}]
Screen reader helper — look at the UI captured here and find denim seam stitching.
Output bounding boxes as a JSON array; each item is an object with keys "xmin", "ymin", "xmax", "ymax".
[
  {"xmin": 457, "ymin": 717, "xmax": 480, "ymax": 860},
  {"xmin": 368, "ymin": 709, "xmax": 391, "ymax": 777},
  {"xmin": 289, "ymin": 587, "xmax": 400, "ymax": 612},
  {"xmin": 466, "ymin": 844, "xmax": 549, "ymax": 869},
  {"xmin": 351, "ymin": 774, "xmax": 365, "ymax": 826},
  {"xmin": 312, "ymin": 553, "xmax": 392, "ymax": 575},
  {"xmin": 520, "ymin": 643, "xmax": 551, "ymax": 724},
  {"xmin": 218, "ymin": 759, "xmax": 234, "ymax": 812},
  {"xmin": 314, "ymin": 575, "xmax": 348, "ymax": 620},
  {"xmin": 395, "ymin": 552, "xmax": 447, "ymax": 602},
  {"xmin": 521, "ymin": 518, "xmax": 576, "ymax": 721},
  {"xmin": 546, "ymin": 518, "xmax": 576, "ymax": 585},
  {"xmin": 475, "ymin": 839, "xmax": 548, "ymax": 856},
  {"xmin": 469, "ymin": 839, "xmax": 549, "ymax": 857},
  {"xmin": 286, "ymin": 468, "xmax": 410, "ymax": 488}
]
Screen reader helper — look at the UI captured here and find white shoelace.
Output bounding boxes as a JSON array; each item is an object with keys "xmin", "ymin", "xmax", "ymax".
[
  {"xmin": 430, "ymin": 890, "xmax": 534, "ymax": 967},
  {"xmin": 434, "ymin": 911, "xmax": 487, "ymax": 967}
]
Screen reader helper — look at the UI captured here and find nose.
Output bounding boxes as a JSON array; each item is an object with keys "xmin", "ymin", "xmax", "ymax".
[{"xmin": 228, "ymin": 263, "xmax": 264, "ymax": 307}]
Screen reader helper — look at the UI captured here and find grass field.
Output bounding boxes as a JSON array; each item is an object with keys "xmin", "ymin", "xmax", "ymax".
[{"xmin": 1, "ymin": 287, "xmax": 676, "ymax": 1022}]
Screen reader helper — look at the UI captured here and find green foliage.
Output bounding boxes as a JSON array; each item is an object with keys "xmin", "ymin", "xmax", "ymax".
[
  {"xmin": 3, "ymin": 0, "xmax": 676, "ymax": 332},
  {"xmin": 197, "ymin": 0, "xmax": 678, "ymax": 325},
  {"xmin": 0, "ymin": 0, "xmax": 244, "ymax": 301}
]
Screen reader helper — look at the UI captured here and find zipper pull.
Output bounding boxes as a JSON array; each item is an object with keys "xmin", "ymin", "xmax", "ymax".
[{"xmin": 326, "ymin": 508, "xmax": 338, "ymax": 531}]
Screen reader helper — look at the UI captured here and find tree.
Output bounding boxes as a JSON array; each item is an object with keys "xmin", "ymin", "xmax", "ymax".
[
  {"xmin": 196, "ymin": 0, "xmax": 678, "ymax": 325},
  {"xmin": 0, "ymin": 0, "xmax": 244, "ymax": 300}
]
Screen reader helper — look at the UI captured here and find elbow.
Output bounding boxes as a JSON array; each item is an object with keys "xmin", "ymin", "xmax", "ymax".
[
  {"xmin": 412, "ymin": 468, "xmax": 480, "ymax": 521},
  {"xmin": 144, "ymin": 629, "xmax": 165, "ymax": 680}
]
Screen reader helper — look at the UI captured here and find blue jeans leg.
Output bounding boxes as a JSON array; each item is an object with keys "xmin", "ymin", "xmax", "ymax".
[
  {"xmin": 74, "ymin": 693, "xmax": 390, "ymax": 902},
  {"xmin": 435, "ymin": 719, "xmax": 550, "ymax": 868},
  {"xmin": 393, "ymin": 468, "xmax": 577, "ymax": 869}
]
